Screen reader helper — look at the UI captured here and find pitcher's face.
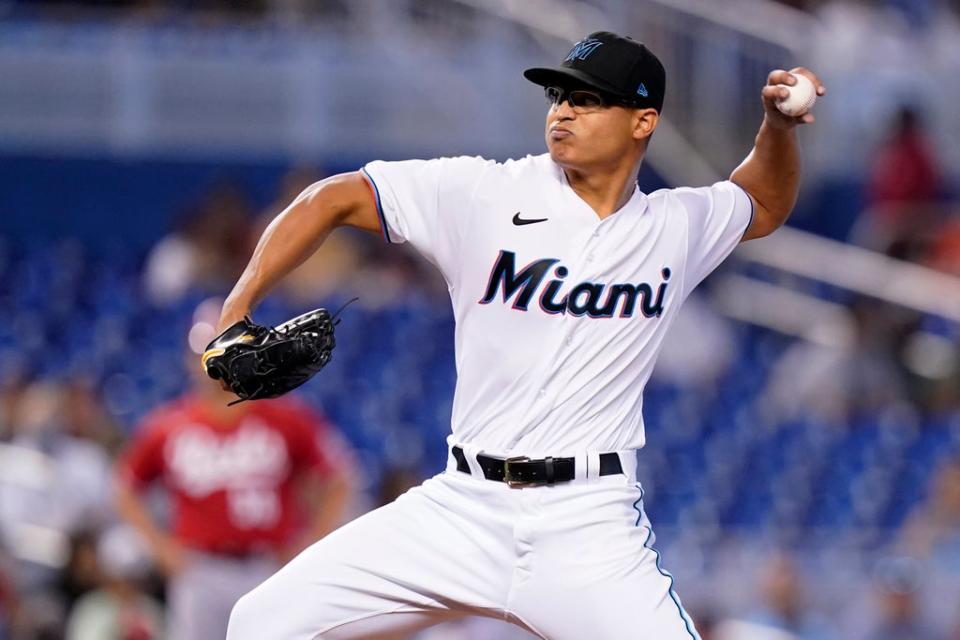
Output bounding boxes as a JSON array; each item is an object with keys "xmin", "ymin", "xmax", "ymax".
[{"xmin": 543, "ymin": 85, "xmax": 657, "ymax": 170}]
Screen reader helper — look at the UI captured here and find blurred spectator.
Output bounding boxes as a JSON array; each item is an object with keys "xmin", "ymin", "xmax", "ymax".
[
  {"xmin": 0, "ymin": 382, "xmax": 114, "ymax": 638},
  {"xmin": 143, "ymin": 183, "xmax": 254, "ymax": 306},
  {"xmin": 0, "ymin": 381, "xmax": 114, "ymax": 561},
  {"xmin": 901, "ymin": 457, "xmax": 960, "ymax": 573},
  {"xmin": 57, "ymin": 531, "xmax": 102, "ymax": 614},
  {"xmin": 7, "ymin": 591, "xmax": 63, "ymax": 640},
  {"xmin": 861, "ymin": 557, "xmax": 942, "ymax": 640},
  {"xmin": 113, "ymin": 302, "xmax": 353, "ymax": 640},
  {"xmin": 761, "ymin": 297, "xmax": 912, "ymax": 421},
  {"xmin": 856, "ymin": 106, "xmax": 943, "ymax": 261},
  {"xmin": 0, "ymin": 376, "xmax": 26, "ymax": 441},
  {"xmin": 867, "ymin": 107, "xmax": 941, "ymax": 210},
  {"xmin": 63, "ymin": 377, "xmax": 123, "ymax": 455},
  {"xmin": 926, "ymin": 215, "xmax": 960, "ymax": 277},
  {"xmin": 64, "ymin": 525, "xmax": 164, "ymax": 640},
  {"xmin": 749, "ymin": 554, "xmax": 836, "ymax": 640},
  {"xmin": 716, "ymin": 554, "xmax": 835, "ymax": 640}
]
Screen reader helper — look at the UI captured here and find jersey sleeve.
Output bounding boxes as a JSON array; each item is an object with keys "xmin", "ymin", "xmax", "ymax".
[
  {"xmin": 361, "ymin": 155, "xmax": 493, "ymax": 284},
  {"xmin": 675, "ymin": 180, "xmax": 754, "ymax": 297},
  {"xmin": 116, "ymin": 413, "xmax": 169, "ymax": 489}
]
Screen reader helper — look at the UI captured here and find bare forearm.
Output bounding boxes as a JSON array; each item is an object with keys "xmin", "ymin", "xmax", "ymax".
[
  {"xmin": 732, "ymin": 67, "xmax": 825, "ymax": 241},
  {"xmin": 221, "ymin": 182, "xmax": 340, "ymax": 327},
  {"xmin": 219, "ymin": 172, "xmax": 380, "ymax": 329},
  {"xmin": 731, "ymin": 117, "xmax": 801, "ymax": 223}
]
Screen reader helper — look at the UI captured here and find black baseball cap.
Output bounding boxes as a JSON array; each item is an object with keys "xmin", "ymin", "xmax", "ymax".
[{"xmin": 524, "ymin": 31, "xmax": 666, "ymax": 113}]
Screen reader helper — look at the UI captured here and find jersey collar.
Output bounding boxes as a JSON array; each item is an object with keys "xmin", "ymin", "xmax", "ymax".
[{"xmin": 551, "ymin": 157, "xmax": 648, "ymax": 223}]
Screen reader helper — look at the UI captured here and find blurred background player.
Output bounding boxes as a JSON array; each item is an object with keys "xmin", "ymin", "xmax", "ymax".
[
  {"xmin": 114, "ymin": 301, "xmax": 353, "ymax": 640},
  {"xmin": 714, "ymin": 553, "xmax": 837, "ymax": 640}
]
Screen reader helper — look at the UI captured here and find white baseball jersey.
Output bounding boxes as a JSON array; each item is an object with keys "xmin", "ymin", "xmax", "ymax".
[{"xmin": 362, "ymin": 153, "xmax": 752, "ymax": 456}]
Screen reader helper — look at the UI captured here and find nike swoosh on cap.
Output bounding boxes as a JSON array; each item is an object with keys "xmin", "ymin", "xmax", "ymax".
[{"xmin": 513, "ymin": 212, "xmax": 548, "ymax": 226}]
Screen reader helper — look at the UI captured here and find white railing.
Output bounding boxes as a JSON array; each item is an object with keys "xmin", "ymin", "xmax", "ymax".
[
  {"xmin": 0, "ymin": 16, "xmax": 546, "ymax": 159},
  {"xmin": 642, "ymin": 0, "xmax": 819, "ymax": 55},
  {"xmin": 738, "ymin": 227, "xmax": 960, "ymax": 323}
]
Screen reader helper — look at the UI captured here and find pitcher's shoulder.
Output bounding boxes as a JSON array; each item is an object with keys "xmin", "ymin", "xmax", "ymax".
[
  {"xmin": 645, "ymin": 182, "xmax": 727, "ymax": 213},
  {"xmin": 431, "ymin": 152, "xmax": 555, "ymax": 184},
  {"xmin": 497, "ymin": 152, "xmax": 559, "ymax": 180}
]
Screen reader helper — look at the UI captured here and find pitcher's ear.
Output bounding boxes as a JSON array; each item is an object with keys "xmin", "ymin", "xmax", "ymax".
[{"xmin": 633, "ymin": 109, "xmax": 659, "ymax": 141}]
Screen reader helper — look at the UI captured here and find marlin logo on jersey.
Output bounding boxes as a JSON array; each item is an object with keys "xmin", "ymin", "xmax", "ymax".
[
  {"xmin": 564, "ymin": 38, "xmax": 604, "ymax": 62},
  {"xmin": 478, "ymin": 250, "xmax": 671, "ymax": 318}
]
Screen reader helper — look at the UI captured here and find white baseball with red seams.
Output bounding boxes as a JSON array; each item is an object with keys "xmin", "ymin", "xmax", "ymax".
[
  {"xmin": 226, "ymin": 152, "xmax": 753, "ymax": 640},
  {"xmin": 776, "ymin": 73, "xmax": 817, "ymax": 117}
]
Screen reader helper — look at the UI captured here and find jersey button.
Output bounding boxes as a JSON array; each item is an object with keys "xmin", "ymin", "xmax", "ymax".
[
  {"xmin": 565, "ymin": 335, "xmax": 573, "ymax": 346},
  {"xmin": 586, "ymin": 253, "xmax": 595, "ymax": 262},
  {"xmin": 538, "ymin": 388, "xmax": 546, "ymax": 397}
]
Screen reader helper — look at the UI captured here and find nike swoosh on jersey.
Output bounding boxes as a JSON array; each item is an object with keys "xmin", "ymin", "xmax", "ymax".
[{"xmin": 512, "ymin": 212, "xmax": 548, "ymax": 226}]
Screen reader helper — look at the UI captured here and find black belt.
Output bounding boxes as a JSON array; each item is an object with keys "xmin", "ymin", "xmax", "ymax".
[{"xmin": 451, "ymin": 446, "xmax": 622, "ymax": 488}]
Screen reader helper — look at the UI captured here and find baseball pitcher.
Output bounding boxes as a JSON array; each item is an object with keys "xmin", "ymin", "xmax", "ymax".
[{"xmin": 210, "ymin": 31, "xmax": 824, "ymax": 639}]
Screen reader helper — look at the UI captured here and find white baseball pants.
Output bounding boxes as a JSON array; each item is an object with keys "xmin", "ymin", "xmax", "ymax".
[{"xmin": 226, "ymin": 449, "xmax": 701, "ymax": 640}]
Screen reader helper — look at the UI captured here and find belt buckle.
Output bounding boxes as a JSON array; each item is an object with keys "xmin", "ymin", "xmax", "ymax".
[{"xmin": 504, "ymin": 456, "xmax": 532, "ymax": 488}]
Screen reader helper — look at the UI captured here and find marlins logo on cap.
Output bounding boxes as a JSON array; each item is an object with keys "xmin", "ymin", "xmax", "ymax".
[
  {"xmin": 564, "ymin": 38, "xmax": 604, "ymax": 62},
  {"xmin": 524, "ymin": 31, "xmax": 666, "ymax": 113}
]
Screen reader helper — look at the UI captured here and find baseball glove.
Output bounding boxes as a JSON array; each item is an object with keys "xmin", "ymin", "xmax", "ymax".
[{"xmin": 201, "ymin": 307, "xmax": 340, "ymax": 403}]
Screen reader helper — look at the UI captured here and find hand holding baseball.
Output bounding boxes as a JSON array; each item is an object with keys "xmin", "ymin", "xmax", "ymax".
[{"xmin": 761, "ymin": 67, "xmax": 826, "ymax": 129}]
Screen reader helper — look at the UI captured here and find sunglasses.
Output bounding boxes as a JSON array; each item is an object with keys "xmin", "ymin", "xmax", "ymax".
[{"xmin": 544, "ymin": 85, "xmax": 632, "ymax": 111}]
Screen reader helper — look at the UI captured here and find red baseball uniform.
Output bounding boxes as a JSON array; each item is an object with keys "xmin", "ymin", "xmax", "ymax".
[{"xmin": 119, "ymin": 394, "xmax": 340, "ymax": 554}]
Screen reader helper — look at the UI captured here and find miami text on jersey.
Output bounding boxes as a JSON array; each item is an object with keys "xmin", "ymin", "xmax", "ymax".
[{"xmin": 478, "ymin": 250, "xmax": 671, "ymax": 319}]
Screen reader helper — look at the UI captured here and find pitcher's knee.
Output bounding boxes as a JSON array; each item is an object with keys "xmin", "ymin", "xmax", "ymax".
[{"xmin": 226, "ymin": 579, "xmax": 340, "ymax": 640}]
